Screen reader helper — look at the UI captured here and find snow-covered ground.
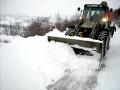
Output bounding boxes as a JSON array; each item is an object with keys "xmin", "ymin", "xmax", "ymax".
[
  {"xmin": 0, "ymin": 27, "xmax": 120, "ymax": 90},
  {"xmin": 95, "ymin": 27, "xmax": 120, "ymax": 90},
  {"xmin": 0, "ymin": 29, "xmax": 100, "ymax": 90},
  {"xmin": 0, "ymin": 16, "xmax": 31, "ymax": 26}
]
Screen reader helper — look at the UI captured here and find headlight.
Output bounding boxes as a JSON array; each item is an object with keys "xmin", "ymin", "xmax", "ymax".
[
  {"xmin": 101, "ymin": 17, "xmax": 108, "ymax": 22},
  {"xmin": 79, "ymin": 16, "xmax": 83, "ymax": 20}
]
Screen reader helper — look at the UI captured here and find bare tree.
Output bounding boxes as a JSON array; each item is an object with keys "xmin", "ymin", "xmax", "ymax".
[
  {"xmin": 24, "ymin": 17, "xmax": 51, "ymax": 37},
  {"xmin": 55, "ymin": 13, "xmax": 69, "ymax": 31}
]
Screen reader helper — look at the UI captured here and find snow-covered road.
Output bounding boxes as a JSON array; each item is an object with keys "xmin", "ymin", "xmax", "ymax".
[
  {"xmin": 0, "ymin": 27, "xmax": 120, "ymax": 90},
  {"xmin": 95, "ymin": 27, "xmax": 120, "ymax": 90},
  {"xmin": 0, "ymin": 30, "xmax": 100, "ymax": 90}
]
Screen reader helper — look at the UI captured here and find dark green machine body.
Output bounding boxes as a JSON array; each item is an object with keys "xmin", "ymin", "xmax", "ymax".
[
  {"xmin": 48, "ymin": 3, "xmax": 115, "ymax": 60},
  {"xmin": 65, "ymin": 4, "xmax": 110, "ymax": 39}
]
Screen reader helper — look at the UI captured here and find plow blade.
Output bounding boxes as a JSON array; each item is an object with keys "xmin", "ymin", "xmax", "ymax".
[{"xmin": 48, "ymin": 35, "xmax": 103, "ymax": 61}]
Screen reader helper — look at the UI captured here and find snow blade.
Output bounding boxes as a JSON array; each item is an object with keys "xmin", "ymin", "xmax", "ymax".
[{"xmin": 48, "ymin": 36, "xmax": 103, "ymax": 60}]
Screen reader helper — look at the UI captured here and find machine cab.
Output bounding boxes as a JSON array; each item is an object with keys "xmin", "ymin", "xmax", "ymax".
[{"xmin": 81, "ymin": 4, "xmax": 109, "ymax": 23}]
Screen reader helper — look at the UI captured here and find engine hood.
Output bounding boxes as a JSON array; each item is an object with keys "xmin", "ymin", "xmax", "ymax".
[{"xmin": 81, "ymin": 21, "xmax": 96, "ymax": 28}]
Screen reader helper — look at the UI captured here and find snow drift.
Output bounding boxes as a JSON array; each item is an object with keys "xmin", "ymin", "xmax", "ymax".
[
  {"xmin": 95, "ymin": 26, "xmax": 120, "ymax": 90},
  {"xmin": 0, "ymin": 29, "xmax": 101, "ymax": 90}
]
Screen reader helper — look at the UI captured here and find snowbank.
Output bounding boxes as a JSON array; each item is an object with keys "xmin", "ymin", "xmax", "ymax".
[
  {"xmin": 95, "ymin": 26, "xmax": 120, "ymax": 90},
  {"xmin": 0, "ymin": 29, "xmax": 100, "ymax": 90},
  {"xmin": 47, "ymin": 29, "xmax": 102, "ymax": 43},
  {"xmin": 0, "ymin": 28, "xmax": 5, "ymax": 35},
  {"xmin": 0, "ymin": 35, "xmax": 15, "ymax": 46}
]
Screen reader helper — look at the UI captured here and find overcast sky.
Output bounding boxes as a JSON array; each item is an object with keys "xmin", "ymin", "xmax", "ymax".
[{"xmin": 0, "ymin": 0, "xmax": 120, "ymax": 17}]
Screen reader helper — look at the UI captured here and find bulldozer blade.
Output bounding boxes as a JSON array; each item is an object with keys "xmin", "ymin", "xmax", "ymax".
[{"xmin": 48, "ymin": 35, "xmax": 103, "ymax": 61}]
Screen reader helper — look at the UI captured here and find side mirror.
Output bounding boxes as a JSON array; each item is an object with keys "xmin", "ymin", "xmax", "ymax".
[
  {"xmin": 78, "ymin": 7, "xmax": 80, "ymax": 11},
  {"xmin": 110, "ymin": 8, "xmax": 113, "ymax": 12}
]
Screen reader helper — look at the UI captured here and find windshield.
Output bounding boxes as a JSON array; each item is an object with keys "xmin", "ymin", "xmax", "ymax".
[{"xmin": 83, "ymin": 7, "xmax": 105, "ymax": 22}]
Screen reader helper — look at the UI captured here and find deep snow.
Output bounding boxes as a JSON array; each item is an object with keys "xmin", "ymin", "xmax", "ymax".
[
  {"xmin": 0, "ymin": 27, "xmax": 120, "ymax": 90},
  {"xmin": 95, "ymin": 27, "xmax": 120, "ymax": 90},
  {"xmin": 0, "ymin": 29, "xmax": 100, "ymax": 90}
]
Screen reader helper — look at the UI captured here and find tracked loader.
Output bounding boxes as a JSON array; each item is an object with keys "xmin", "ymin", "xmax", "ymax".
[{"xmin": 48, "ymin": 1, "xmax": 115, "ymax": 61}]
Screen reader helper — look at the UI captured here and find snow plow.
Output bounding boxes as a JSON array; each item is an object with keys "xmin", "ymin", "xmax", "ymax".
[
  {"xmin": 48, "ymin": 1, "xmax": 115, "ymax": 61},
  {"xmin": 48, "ymin": 35, "xmax": 103, "ymax": 59}
]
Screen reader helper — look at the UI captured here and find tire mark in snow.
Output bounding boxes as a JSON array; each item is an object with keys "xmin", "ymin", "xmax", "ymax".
[{"xmin": 47, "ymin": 70, "xmax": 97, "ymax": 90}]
